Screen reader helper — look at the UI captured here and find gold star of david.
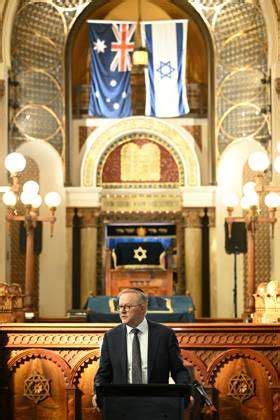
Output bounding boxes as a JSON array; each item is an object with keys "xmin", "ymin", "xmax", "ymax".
[
  {"xmin": 228, "ymin": 371, "xmax": 255, "ymax": 403},
  {"xmin": 133, "ymin": 246, "xmax": 147, "ymax": 262},
  {"xmin": 24, "ymin": 372, "xmax": 50, "ymax": 404}
]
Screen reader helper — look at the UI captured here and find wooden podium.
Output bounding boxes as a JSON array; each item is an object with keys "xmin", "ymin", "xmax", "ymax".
[{"xmin": 96, "ymin": 384, "xmax": 190, "ymax": 420}]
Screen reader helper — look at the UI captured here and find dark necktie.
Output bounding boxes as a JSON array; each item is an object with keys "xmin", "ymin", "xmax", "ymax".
[{"xmin": 131, "ymin": 328, "xmax": 142, "ymax": 384}]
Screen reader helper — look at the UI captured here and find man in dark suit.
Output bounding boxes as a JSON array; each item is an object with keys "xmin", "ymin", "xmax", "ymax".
[{"xmin": 93, "ymin": 288, "xmax": 200, "ymax": 412}]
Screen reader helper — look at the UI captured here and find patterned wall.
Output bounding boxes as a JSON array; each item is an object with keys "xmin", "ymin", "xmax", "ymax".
[
  {"xmin": 9, "ymin": 0, "xmax": 270, "ymax": 160},
  {"xmin": 189, "ymin": 0, "xmax": 270, "ymax": 153}
]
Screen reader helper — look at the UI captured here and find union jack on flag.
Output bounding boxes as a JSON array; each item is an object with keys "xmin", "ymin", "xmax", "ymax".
[
  {"xmin": 88, "ymin": 20, "xmax": 136, "ymax": 118},
  {"xmin": 110, "ymin": 23, "xmax": 136, "ymax": 72}
]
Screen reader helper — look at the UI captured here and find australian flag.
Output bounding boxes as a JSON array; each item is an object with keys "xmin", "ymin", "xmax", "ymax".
[
  {"xmin": 88, "ymin": 21, "xmax": 136, "ymax": 118},
  {"xmin": 141, "ymin": 20, "xmax": 189, "ymax": 118}
]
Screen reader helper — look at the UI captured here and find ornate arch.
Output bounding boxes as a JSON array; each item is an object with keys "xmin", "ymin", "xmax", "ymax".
[
  {"xmin": 70, "ymin": 349, "xmax": 100, "ymax": 386},
  {"xmin": 7, "ymin": 348, "xmax": 72, "ymax": 384},
  {"xmin": 81, "ymin": 116, "xmax": 201, "ymax": 188},
  {"xmin": 180, "ymin": 348, "xmax": 208, "ymax": 384},
  {"xmin": 206, "ymin": 348, "xmax": 279, "ymax": 386}
]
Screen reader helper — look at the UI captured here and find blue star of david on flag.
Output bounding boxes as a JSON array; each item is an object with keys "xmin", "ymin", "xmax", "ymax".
[
  {"xmin": 141, "ymin": 20, "xmax": 189, "ymax": 118},
  {"xmin": 156, "ymin": 61, "xmax": 175, "ymax": 79}
]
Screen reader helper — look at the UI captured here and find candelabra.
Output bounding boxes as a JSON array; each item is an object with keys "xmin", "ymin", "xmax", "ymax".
[
  {"xmin": 2, "ymin": 152, "xmax": 61, "ymax": 317},
  {"xmin": 223, "ymin": 149, "xmax": 280, "ymax": 315}
]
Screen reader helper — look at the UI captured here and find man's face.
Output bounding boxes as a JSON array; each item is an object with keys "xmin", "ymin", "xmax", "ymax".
[{"xmin": 118, "ymin": 292, "xmax": 146, "ymax": 327}]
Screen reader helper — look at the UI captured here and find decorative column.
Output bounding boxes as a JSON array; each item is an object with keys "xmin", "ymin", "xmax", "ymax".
[
  {"xmin": 80, "ymin": 208, "xmax": 99, "ymax": 304},
  {"xmin": 183, "ymin": 209, "xmax": 203, "ymax": 317},
  {"xmin": 0, "ymin": 79, "xmax": 7, "ymax": 285},
  {"xmin": 208, "ymin": 208, "xmax": 217, "ymax": 317},
  {"xmin": 66, "ymin": 208, "xmax": 74, "ymax": 312}
]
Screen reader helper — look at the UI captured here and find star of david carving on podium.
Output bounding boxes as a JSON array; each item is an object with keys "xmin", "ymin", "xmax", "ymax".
[
  {"xmin": 133, "ymin": 246, "xmax": 147, "ymax": 262},
  {"xmin": 228, "ymin": 371, "xmax": 255, "ymax": 403},
  {"xmin": 24, "ymin": 372, "xmax": 50, "ymax": 404}
]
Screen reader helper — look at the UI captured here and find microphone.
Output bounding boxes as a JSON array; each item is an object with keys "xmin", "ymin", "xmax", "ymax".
[{"xmin": 191, "ymin": 380, "xmax": 215, "ymax": 409}]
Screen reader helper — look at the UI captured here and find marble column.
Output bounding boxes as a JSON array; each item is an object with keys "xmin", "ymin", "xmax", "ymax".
[
  {"xmin": 183, "ymin": 209, "xmax": 203, "ymax": 317},
  {"xmin": 208, "ymin": 208, "xmax": 217, "ymax": 317},
  {"xmin": 66, "ymin": 208, "xmax": 74, "ymax": 312},
  {"xmin": 80, "ymin": 208, "xmax": 99, "ymax": 304},
  {"xmin": 0, "ymin": 77, "xmax": 8, "ymax": 284}
]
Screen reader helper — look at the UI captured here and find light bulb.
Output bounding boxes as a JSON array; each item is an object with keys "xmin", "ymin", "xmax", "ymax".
[
  {"xmin": 222, "ymin": 192, "xmax": 239, "ymax": 208},
  {"xmin": 273, "ymin": 156, "xmax": 280, "ymax": 174},
  {"xmin": 132, "ymin": 48, "xmax": 148, "ymax": 66},
  {"xmin": 23, "ymin": 180, "xmax": 39, "ymax": 195},
  {"xmin": 20, "ymin": 191, "xmax": 34, "ymax": 205},
  {"xmin": 4, "ymin": 152, "xmax": 26, "ymax": 174},
  {"xmin": 264, "ymin": 192, "xmax": 280, "ymax": 208},
  {"xmin": 243, "ymin": 182, "xmax": 256, "ymax": 195},
  {"xmin": 2, "ymin": 191, "xmax": 17, "ymax": 207},
  {"xmin": 245, "ymin": 190, "xmax": 259, "ymax": 206},
  {"xmin": 248, "ymin": 151, "xmax": 270, "ymax": 172},
  {"xmin": 31, "ymin": 194, "xmax": 42, "ymax": 209},
  {"xmin": 44, "ymin": 192, "xmax": 61, "ymax": 208}
]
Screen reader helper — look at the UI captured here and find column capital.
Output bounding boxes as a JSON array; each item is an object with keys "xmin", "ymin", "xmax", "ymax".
[
  {"xmin": 275, "ymin": 77, "xmax": 280, "ymax": 95},
  {"xmin": 182, "ymin": 208, "xmax": 204, "ymax": 228},
  {"xmin": 207, "ymin": 208, "xmax": 216, "ymax": 228},
  {"xmin": 0, "ymin": 80, "xmax": 5, "ymax": 97},
  {"xmin": 79, "ymin": 208, "xmax": 100, "ymax": 228}
]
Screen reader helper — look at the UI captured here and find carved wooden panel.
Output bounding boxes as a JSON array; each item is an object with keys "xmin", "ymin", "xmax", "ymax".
[
  {"xmin": 106, "ymin": 269, "xmax": 173, "ymax": 296},
  {"xmin": 0, "ymin": 323, "xmax": 279, "ymax": 420}
]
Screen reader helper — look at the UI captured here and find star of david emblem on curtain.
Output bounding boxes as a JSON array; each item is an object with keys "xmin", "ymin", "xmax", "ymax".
[
  {"xmin": 133, "ymin": 246, "xmax": 147, "ymax": 262},
  {"xmin": 156, "ymin": 61, "xmax": 175, "ymax": 79},
  {"xmin": 228, "ymin": 371, "xmax": 255, "ymax": 403},
  {"xmin": 24, "ymin": 372, "xmax": 50, "ymax": 404}
]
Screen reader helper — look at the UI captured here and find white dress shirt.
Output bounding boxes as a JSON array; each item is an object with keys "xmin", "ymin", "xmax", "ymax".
[{"xmin": 126, "ymin": 317, "xmax": 148, "ymax": 384}]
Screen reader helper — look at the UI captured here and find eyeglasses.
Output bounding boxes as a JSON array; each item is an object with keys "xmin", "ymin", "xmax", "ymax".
[{"xmin": 117, "ymin": 304, "xmax": 142, "ymax": 312}]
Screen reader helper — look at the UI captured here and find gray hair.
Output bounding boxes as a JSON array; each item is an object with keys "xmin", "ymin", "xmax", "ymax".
[{"xmin": 118, "ymin": 288, "xmax": 148, "ymax": 305}]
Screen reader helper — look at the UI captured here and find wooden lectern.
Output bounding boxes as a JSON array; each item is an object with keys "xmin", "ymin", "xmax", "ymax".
[{"xmin": 96, "ymin": 384, "xmax": 190, "ymax": 420}]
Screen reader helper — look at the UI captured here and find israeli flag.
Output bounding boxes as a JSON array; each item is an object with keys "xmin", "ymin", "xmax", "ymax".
[{"xmin": 141, "ymin": 20, "xmax": 189, "ymax": 118}]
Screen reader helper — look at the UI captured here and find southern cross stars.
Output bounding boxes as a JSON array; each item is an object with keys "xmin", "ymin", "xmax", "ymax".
[
  {"xmin": 93, "ymin": 38, "xmax": 107, "ymax": 53},
  {"xmin": 156, "ymin": 61, "xmax": 175, "ymax": 79}
]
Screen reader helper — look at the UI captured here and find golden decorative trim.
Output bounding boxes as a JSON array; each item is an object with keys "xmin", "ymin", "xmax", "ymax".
[
  {"xmin": 101, "ymin": 193, "xmax": 182, "ymax": 213},
  {"xmin": 115, "ymin": 265, "xmax": 165, "ymax": 270}
]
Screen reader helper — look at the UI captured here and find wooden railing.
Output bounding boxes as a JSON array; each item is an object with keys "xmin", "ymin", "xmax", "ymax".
[{"xmin": 0, "ymin": 323, "xmax": 279, "ymax": 419}]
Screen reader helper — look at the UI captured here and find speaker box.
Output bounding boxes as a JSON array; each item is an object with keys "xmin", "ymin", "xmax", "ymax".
[{"xmin": 225, "ymin": 222, "xmax": 247, "ymax": 254}]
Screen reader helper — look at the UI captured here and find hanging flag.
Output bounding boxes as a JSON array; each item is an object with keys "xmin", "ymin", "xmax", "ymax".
[
  {"xmin": 88, "ymin": 21, "xmax": 136, "ymax": 118},
  {"xmin": 141, "ymin": 20, "xmax": 189, "ymax": 118}
]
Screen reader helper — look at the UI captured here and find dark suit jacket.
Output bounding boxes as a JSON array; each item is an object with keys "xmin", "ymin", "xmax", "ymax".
[{"xmin": 94, "ymin": 320, "xmax": 192, "ymax": 387}]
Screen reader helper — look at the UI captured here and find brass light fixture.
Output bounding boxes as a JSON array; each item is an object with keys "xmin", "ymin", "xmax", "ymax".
[
  {"xmin": 2, "ymin": 152, "xmax": 61, "ymax": 317},
  {"xmin": 223, "ymin": 149, "xmax": 280, "ymax": 316},
  {"xmin": 132, "ymin": 0, "xmax": 148, "ymax": 67}
]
